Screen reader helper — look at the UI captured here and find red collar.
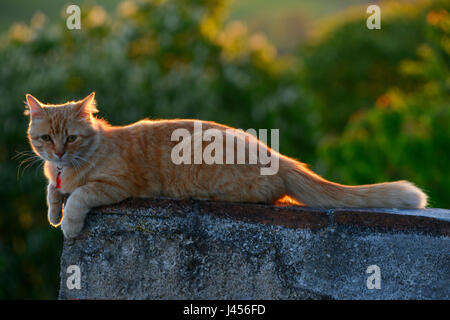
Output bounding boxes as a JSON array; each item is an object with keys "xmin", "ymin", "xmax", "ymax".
[{"xmin": 56, "ymin": 167, "xmax": 62, "ymax": 189}]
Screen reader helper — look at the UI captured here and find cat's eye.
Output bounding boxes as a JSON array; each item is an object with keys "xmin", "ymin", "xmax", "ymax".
[
  {"xmin": 41, "ymin": 134, "xmax": 52, "ymax": 142},
  {"xmin": 66, "ymin": 135, "xmax": 77, "ymax": 143}
]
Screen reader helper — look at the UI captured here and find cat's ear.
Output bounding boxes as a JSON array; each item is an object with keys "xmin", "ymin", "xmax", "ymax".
[
  {"xmin": 75, "ymin": 92, "xmax": 99, "ymax": 118},
  {"xmin": 25, "ymin": 94, "xmax": 45, "ymax": 118}
]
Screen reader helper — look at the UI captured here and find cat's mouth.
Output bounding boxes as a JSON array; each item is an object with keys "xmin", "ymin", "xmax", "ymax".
[
  {"xmin": 51, "ymin": 158, "xmax": 71, "ymax": 167},
  {"xmin": 37, "ymin": 154, "xmax": 68, "ymax": 167}
]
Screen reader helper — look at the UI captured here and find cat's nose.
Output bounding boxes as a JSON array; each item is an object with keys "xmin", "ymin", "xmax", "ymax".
[{"xmin": 55, "ymin": 151, "xmax": 65, "ymax": 159}]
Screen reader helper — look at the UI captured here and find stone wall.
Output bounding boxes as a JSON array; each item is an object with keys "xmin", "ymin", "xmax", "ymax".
[{"xmin": 59, "ymin": 198, "xmax": 450, "ymax": 299}]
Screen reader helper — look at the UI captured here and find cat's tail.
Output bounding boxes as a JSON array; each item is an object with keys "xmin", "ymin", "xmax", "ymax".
[{"xmin": 280, "ymin": 157, "xmax": 427, "ymax": 209}]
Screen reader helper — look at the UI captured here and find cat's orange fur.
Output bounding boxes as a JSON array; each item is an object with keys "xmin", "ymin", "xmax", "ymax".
[{"xmin": 25, "ymin": 93, "xmax": 428, "ymax": 238}]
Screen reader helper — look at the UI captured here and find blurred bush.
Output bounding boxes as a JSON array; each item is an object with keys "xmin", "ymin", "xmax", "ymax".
[
  {"xmin": 300, "ymin": 0, "xmax": 445, "ymax": 133},
  {"xmin": 317, "ymin": 1, "xmax": 449, "ymax": 208},
  {"xmin": 0, "ymin": 0, "xmax": 448, "ymax": 299}
]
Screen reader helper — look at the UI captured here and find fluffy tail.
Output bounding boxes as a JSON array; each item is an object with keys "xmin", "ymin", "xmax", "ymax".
[{"xmin": 280, "ymin": 158, "xmax": 427, "ymax": 209}]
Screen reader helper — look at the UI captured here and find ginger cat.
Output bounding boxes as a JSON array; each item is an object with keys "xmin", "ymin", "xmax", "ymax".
[{"xmin": 25, "ymin": 93, "xmax": 427, "ymax": 238}]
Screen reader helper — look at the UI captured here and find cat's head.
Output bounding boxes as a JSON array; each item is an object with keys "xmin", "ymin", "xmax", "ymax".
[{"xmin": 26, "ymin": 93, "xmax": 101, "ymax": 167}]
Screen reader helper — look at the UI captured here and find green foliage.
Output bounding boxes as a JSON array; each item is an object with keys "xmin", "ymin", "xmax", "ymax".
[
  {"xmin": 316, "ymin": 1, "xmax": 450, "ymax": 208},
  {"xmin": 300, "ymin": 1, "xmax": 434, "ymax": 133}
]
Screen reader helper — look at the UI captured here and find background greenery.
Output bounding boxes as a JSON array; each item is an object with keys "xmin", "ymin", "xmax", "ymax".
[{"xmin": 0, "ymin": 0, "xmax": 448, "ymax": 299}]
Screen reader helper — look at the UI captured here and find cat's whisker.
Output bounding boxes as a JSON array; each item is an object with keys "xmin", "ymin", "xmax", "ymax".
[
  {"xmin": 77, "ymin": 158, "xmax": 85, "ymax": 171},
  {"xmin": 21, "ymin": 157, "xmax": 40, "ymax": 170},
  {"xmin": 13, "ymin": 151, "xmax": 37, "ymax": 172},
  {"xmin": 12, "ymin": 150, "xmax": 35, "ymax": 160},
  {"xmin": 72, "ymin": 155, "xmax": 92, "ymax": 173},
  {"xmin": 73, "ymin": 154, "xmax": 90, "ymax": 165},
  {"xmin": 18, "ymin": 157, "xmax": 43, "ymax": 179},
  {"xmin": 18, "ymin": 157, "xmax": 36, "ymax": 166},
  {"xmin": 17, "ymin": 154, "xmax": 41, "ymax": 179},
  {"xmin": 12, "ymin": 152, "xmax": 24, "ymax": 160},
  {"xmin": 71, "ymin": 158, "xmax": 83, "ymax": 176},
  {"xmin": 71, "ymin": 159, "xmax": 79, "ymax": 175},
  {"xmin": 69, "ymin": 159, "xmax": 76, "ymax": 174},
  {"xmin": 33, "ymin": 160, "xmax": 45, "ymax": 177}
]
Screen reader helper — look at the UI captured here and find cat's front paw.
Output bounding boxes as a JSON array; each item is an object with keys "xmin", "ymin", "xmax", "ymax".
[
  {"xmin": 61, "ymin": 216, "xmax": 84, "ymax": 239},
  {"xmin": 48, "ymin": 205, "xmax": 63, "ymax": 227}
]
